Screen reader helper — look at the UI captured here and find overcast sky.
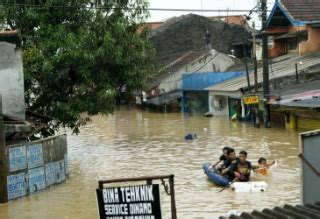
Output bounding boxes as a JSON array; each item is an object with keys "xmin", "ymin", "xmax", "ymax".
[{"xmin": 147, "ymin": 0, "xmax": 276, "ymax": 28}]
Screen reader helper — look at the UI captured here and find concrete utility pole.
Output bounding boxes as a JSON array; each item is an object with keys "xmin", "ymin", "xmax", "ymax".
[
  {"xmin": 261, "ymin": 0, "xmax": 271, "ymax": 128},
  {"xmin": 0, "ymin": 95, "xmax": 8, "ymax": 203},
  {"xmin": 252, "ymin": 22, "xmax": 258, "ymax": 94}
]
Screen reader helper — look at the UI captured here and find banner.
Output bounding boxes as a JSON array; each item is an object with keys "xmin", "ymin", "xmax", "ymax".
[{"xmin": 96, "ymin": 184, "xmax": 162, "ymax": 219}]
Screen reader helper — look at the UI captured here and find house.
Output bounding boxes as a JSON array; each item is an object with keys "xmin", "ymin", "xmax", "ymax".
[
  {"xmin": 204, "ymin": 0, "xmax": 320, "ymax": 129},
  {"xmin": 267, "ymin": 0, "xmax": 320, "ymax": 58},
  {"xmin": 145, "ymin": 49, "xmax": 244, "ymax": 113}
]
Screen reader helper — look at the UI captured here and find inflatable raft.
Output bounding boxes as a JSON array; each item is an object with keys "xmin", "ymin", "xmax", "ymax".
[
  {"xmin": 203, "ymin": 162, "xmax": 268, "ymax": 192},
  {"xmin": 203, "ymin": 162, "xmax": 231, "ymax": 186}
]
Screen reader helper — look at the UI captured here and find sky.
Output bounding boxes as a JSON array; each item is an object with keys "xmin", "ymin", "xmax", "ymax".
[{"xmin": 147, "ymin": 0, "xmax": 276, "ymax": 28}]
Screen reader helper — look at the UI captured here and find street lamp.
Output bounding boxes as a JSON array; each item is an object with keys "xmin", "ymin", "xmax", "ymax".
[{"xmin": 295, "ymin": 61, "xmax": 303, "ymax": 83}]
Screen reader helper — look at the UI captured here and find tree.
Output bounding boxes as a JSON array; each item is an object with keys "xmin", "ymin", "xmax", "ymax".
[{"xmin": 0, "ymin": 0, "xmax": 154, "ymax": 134}]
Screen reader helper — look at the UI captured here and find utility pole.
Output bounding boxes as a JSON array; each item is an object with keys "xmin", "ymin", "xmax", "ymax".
[
  {"xmin": 261, "ymin": 0, "xmax": 271, "ymax": 128},
  {"xmin": 252, "ymin": 22, "xmax": 258, "ymax": 94},
  {"xmin": 243, "ymin": 43, "xmax": 251, "ymax": 94}
]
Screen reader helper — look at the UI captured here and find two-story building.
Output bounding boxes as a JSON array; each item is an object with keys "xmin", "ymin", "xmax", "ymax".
[{"xmin": 268, "ymin": 0, "xmax": 320, "ymax": 57}]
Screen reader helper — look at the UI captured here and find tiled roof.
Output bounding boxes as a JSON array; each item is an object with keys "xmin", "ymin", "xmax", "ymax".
[
  {"xmin": 281, "ymin": 0, "xmax": 320, "ymax": 22},
  {"xmin": 208, "ymin": 15, "xmax": 249, "ymax": 27},
  {"xmin": 225, "ymin": 202, "xmax": 320, "ymax": 219}
]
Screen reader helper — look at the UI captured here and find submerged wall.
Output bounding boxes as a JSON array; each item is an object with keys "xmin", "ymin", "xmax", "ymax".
[{"xmin": 0, "ymin": 134, "xmax": 68, "ymax": 202}]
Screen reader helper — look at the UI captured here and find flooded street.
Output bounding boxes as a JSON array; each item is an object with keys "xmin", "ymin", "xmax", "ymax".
[{"xmin": 0, "ymin": 109, "xmax": 300, "ymax": 219}]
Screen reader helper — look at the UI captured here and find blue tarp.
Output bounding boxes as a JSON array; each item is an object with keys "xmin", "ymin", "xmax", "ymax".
[{"xmin": 182, "ymin": 71, "xmax": 245, "ymax": 91}]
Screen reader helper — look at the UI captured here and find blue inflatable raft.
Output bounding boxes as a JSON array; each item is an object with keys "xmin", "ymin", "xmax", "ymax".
[{"xmin": 203, "ymin": 162, "xmax": 231, "ymax": 187}]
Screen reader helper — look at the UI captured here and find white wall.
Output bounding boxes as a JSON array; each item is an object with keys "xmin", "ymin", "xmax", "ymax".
[
  {"xmin": 158, "ymin": 50, "xmax": 235, "ymax": 93},
  {"xmin": 0, "ymin": 42, "xmax": 25, "ymax": 120}
]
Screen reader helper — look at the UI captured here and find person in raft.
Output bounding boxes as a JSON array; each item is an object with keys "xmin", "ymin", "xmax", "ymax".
[
  {"xmin": 219, "ymin": 148, "xmax": 238, "ymax": 174},
  {"xmin": 211, "ymin": 146, "xmax": 230, "ymax": 169},
  {"xmin": 253, "ymin": 157, "xmax": 275, "ymax": 176},
  {"xmin": 222, "ymin": 150, "xmax": 252, "ymax": 182}
]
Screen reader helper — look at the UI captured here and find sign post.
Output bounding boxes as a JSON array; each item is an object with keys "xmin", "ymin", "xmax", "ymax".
[{"xmin": 97, "ymin": 175, "xmax": 176, "ymax": 219}]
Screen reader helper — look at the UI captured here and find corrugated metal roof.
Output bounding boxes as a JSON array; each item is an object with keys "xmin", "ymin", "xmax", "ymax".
[
  {"xmin": 269, "ymin": 81, "xmax": 320, "ymax": 108},
  {"xmin": 206, "ymin": 52, "xmax": 320, "ymax": 93},
  {"xmin": 275, "ymin": 30, "xmax": 307, "ymax": 39},
  {"xmin": 225, "ymin": 202, "xmax": 320, "ymax": 219}
]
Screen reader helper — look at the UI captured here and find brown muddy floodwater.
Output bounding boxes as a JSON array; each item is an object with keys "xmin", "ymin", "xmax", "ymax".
[{"xmin": 0, "ymin": 109, "xmax": 301, "ymax": 219}]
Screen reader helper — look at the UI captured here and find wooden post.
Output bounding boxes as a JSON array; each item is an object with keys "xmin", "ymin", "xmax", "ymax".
[
  {"xmin": 0, "ymin": 95, "xmax": 8, "ymax": 203},
  {"xmin": 169, "ymin": 175, "xmax": 177, "ymax": 219}
]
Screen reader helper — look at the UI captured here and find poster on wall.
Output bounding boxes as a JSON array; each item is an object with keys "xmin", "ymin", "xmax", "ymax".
[
  {"xmin": 7, "ymin": 172, "xmax": 28, "ymax": 200},
  {"xmin": 55, "ymin": 160, "xmax": 65, "ymax": 183},
  {"xmin": 27, "ymin": 144, "xmax": 44, "ymax": 169},
  {"xmin": 45, "ymin": 162, "xmax": 56, "ymax": 186},
  {"xmin": 28, "ymin": 167, "xmax": 46, "ymax": 193},
  {"xmin": 96, "ymin": 184, "xmax": 162, "ymax": 219},
  {"xmin": 9, "ymin": 146, "xmax": 27, "ymax": 172}
]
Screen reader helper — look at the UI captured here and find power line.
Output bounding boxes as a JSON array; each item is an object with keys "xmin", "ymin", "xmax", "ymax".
[{"xmin": 0, "ymin": 3, "xmax": 271, "ymax": 12}]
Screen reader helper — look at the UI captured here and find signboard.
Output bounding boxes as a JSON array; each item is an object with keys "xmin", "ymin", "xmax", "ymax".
[
  {"xmin": 27, "ymin": 144, "xmax": 44, "ymax": 169},
  {"xmin": 243, "ymin": 95, "xmax": 259, "ymax": 105},
  {"xmin": 45, "ymin": 162, "xmax": 56, "ymax": 186},
  {"xmin": 96, "ymin": 184, "xmax": 162, "ymax": 219},
  {"xmin": 9, "ymin": 146, "xmax": 27, "ymax": 172},
  {"xmin": 7, "ymin": 172, "xmax": 28, "ymax": 200},
  {"xmin": 28, "ymin": 167, "xmax": 46, "ymax": 193}
]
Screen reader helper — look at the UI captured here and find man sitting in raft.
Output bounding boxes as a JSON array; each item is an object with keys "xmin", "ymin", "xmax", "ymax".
[
  {"xmin": 222, "ymin": 150, "xmax": 252, "ymax": 182},
  {"xmin": 211, "ymin": 146, "xmax": 230, "ymax": 169},
  {"xmin": 219, "ymin": 148, "xmax": 238, "ymax": 173},
  {"xmin": 253, "ymin": 157, "xmax": 275, "ymax": 176}
]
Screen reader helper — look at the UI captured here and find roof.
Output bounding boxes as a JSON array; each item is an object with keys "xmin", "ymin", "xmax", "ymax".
[
  {"xmin": 137, "ymin": 22, "xmax": 163, "ymax": 33},
  {"xmin": 0, "ymin": 30, "xmax": 20, "ymax": 46},
  {"xmin": 269, "ymin": 80, "xmax": 320, "ymax": 108},
  {"xmin": 206, "ymin": 52, "xmax": 320, "ymax": 94},
  {"xmin": 208, "ymin": 15, "xmax": 249, "ymax": 27},
  {"xmin": 268, "ymin": 0, "xmax": 320, "ymax": 27},
  {"xmin": 149, "ymin": 50, "xmax": 209, "ymax": 89},
  {"xmin": 225, "ymin": 202, "xmax": 320, "ymax": 219},
  {"xmin": 275, "ymin": 30, "xmax": 308, "ymax": 39},
  {"xmin": 145, "ymin": 90, "xmax": 183, "ymax": 105},
  {"xmin": 282, "ymin": 0, "xmax": 320, "ymax": 22}
]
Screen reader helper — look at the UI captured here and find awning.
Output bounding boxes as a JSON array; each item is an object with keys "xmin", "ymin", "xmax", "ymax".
[
  {"xmin": 146, "ymin": 90, "xmax": 183, "ymax": 105},
  {"xmin": 275, "ymin": 30, "xmax": 307, "ymax": 40}
]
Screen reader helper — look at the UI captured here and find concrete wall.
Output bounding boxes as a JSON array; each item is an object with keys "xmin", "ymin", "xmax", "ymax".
[
  {"xmin": 0, "ymin": 42, "xmax": 25, "ymax": 120},
  {"xmin": 1, "ymin": 134, "xmax": 68, "ymax": 202},
  {"xmin": 158, "ymin": 50, "xmax": 235, "ymax": 93},
  {"xmin": 208, "ymin": 93, "xmax": 229, "ymax": 116},
  {"xmin": 300, "ymin": 27, "xmax": 320, "ymax": 56},
  {"xmin": 268, "ymin": 25, "xmax": 320, "ymax": 58},
  {"xmin": 269, "ymin": 39, "xmax": 287, "ymax": 58}
]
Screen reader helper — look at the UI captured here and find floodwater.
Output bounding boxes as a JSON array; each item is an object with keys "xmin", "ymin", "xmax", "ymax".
[{"xmin": 0, "ymin": 108, "xmax": 301, "ymax": 219}]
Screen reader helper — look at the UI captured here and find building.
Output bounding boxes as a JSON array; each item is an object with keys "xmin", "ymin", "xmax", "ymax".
[
  {"xmin": 0, "ymin": 31, "xmax": 25, "ymax": 120},
  {"xmin": 146, "ymin": 49, "xmax": 242, "ymax": 113},
  {"xmin": 267, "ymin": 0, "xmax": 320, "ymax": 58}
]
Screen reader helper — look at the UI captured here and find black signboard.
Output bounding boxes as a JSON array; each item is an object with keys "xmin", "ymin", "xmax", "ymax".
[{"xmin": 96, "ymin": 184, "xmax": 162, "ymax": 219}]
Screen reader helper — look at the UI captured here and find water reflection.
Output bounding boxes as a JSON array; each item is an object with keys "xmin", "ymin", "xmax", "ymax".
[{"xmin": 0, "ymin": 109, "xmax": 300, "ymax": 218}]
